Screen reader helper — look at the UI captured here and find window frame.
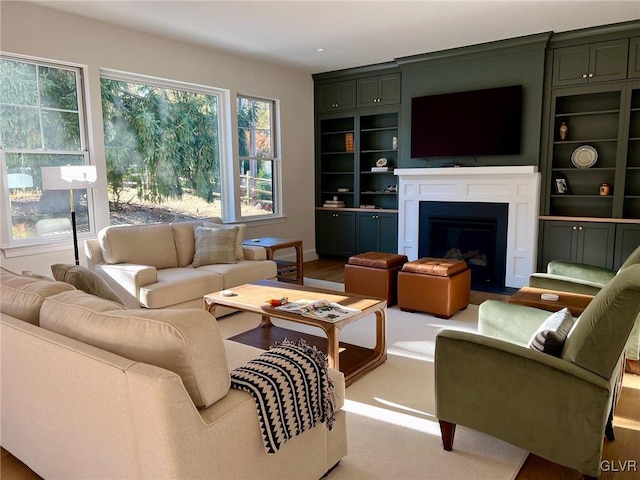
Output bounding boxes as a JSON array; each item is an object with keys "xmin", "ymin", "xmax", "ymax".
[
  {"xmin": 0, "ymin": 52, "xmax": 95, "ymax": 255},
  {"xmin": 100, "ymin": 68, "xmax": 237, "ymax": 223},
  {"xmin": 236, "ymin": 94, "xmax": 282, "ymax": 221}
]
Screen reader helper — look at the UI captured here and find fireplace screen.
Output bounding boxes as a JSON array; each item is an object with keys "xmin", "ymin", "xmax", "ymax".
[{"xmin": 419, "ymin": 201, "xmax": 508, "ymax": 291}]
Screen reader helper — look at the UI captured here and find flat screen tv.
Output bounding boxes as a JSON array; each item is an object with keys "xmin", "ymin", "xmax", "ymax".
[{"xmin": 411, "ymin": 85, "xmax": 522, "ymax": 158}]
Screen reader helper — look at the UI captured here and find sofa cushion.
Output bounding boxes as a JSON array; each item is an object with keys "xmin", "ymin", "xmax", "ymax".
[
  {"xmin": 51, "ymin": 263, "xmax": 125, "ymax": 305},
  {"xmin": 99, "ymin": 223, "xmax": 178, "ymax": 269},
  {"xmin": 204, "ymin": 221, "xmax": 246, "ymax": 260},
  {"xmin": 527, "ymin": 307, "xmax": 574, "ymax": 357},
  {"xmin": 198, "ymin": 260, "xmax": 278, "ymax": 289},
  {"xmin": 40, "ymin": 290, "xmax": 230, "ymax": 408},
  {"xmin": 139, "ymin": 267, "xmax": 224, "ymax": 309},
  {"xmin": 172, "ymin": 218, "xmax": 222, "ymax": 267},
  {"xmin": 0, "ymin": 268, "xmax": 76, "ymax": 325},
  {"xmin": 192, "ymin": 226, "xmax": 239, "ymax": 267}
]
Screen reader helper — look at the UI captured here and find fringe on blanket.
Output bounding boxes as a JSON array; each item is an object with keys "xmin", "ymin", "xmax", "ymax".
[{"xmin": 230, "ymin": 338, "xmax": 336, "ymax": 454}]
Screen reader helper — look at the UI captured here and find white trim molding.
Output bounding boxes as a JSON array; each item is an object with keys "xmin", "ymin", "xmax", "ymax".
[{"xmin": 395, "ymin": 166, "xmax": 540, "ymax": 288}]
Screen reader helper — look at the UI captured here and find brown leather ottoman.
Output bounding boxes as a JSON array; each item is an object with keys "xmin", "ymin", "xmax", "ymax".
[
  {"xmin": 397, "ymin": 257, "xmax": 471, "ymax": 318},
  {"xmin": 344, "ymin": 252, "xmax": 408, "ymax": 306}
]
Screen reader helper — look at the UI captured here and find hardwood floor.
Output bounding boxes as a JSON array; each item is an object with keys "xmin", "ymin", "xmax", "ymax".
[{"xmin": 2, "ymin": 259, "xmax": 638, "ymax": 479}]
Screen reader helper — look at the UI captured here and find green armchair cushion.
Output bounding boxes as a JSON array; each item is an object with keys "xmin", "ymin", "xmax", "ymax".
[{"xmin": 528, "ymin": 307, "xmax": 574, "ymax": 356}]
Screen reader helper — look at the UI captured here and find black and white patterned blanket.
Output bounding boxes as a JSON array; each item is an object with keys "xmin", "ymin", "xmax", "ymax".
[{"xmin": 230, "ymin": 339, "xmax": 336, "ymax": 454}]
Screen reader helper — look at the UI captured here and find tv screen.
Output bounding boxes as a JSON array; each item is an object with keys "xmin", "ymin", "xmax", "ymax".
[{"xmin": 410, "ymin": 85, "xmax": 522, "ymax": 158}]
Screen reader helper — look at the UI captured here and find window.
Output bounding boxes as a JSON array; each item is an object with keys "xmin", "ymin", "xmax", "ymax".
[
  {"xmin": 0, "ymin": 55, "xmax": 92, "ymax": 245},
  {"xmin": 237, "ymin": 95, "xmax": 279, "ymax": 218},
  {"xmin": 100, "ymin": 71, "xmax": 227, "ymax": 224}
]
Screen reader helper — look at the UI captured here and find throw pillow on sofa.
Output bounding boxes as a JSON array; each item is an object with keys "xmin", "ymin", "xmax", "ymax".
[
  {"xmin": 192, "ymin": 225, "xmax": 239, "ymax": 267},
  {"xmin": 528, "ymin": 307, "xmax": 575, "ymax": 357},
  {"xmin": 203, "ymin": 221, "xmax": 246, "ymax": 260},
  {"xmin": 51, "ymin": 263, "xmax": 125, "ymax": 306}
]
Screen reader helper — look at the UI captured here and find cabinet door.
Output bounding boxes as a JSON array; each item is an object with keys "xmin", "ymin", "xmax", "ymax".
[
  {"xmin": 377, "ymin": 73, "xmax": 401, "ymax": 106},
  {"xmin": 335, "ymin": 81, "xmax": 356, "ymax": 110},
  {"xmin": 589, "ymin": 39, "xmax": 629, "ymax": 83},
  {"xmin": 356, "ymin": 213, "xmax": 379, "ymax": 253},
  {"xmin": 614, "ymin": 224, "xmax": 640, "ymax": 269},
  {"xmin": 357, "ymin": 77, "xmax": 379, "ymax": 108},
  {"xmin": 378, "ymin": 213, "xmax": 398, "ymax": 253},
  {"xmin": 335, "ymin": 212, "xmax": 356, "ymax": 256},
  {"xmin": 576, "ymin": 223, "xmax": 615, "ymax": 268},
  {"xmin": 316, "ymin": 211, "xmax": 337, "ymax": 255},
  {"xmin": 552, "ymin": 45, "xmax": 590, "ymax": 87},
  {"xmin": 542, "ymin": 221, "xmax": 578, "ymax": 266},
  {"xmin": 629, "ymin": 36, "xmax": 640, "ymax": 79}
]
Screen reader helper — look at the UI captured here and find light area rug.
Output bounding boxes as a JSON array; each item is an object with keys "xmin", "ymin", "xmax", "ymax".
[{"xmin": 215, "ymin": 278, "xmax": 528, "ymax": 480}]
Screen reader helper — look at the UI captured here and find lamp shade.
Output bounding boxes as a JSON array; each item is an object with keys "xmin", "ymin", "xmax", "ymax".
[{"xmin": 41, "ymin": 165, "xmax": 98, "ymax": 190}]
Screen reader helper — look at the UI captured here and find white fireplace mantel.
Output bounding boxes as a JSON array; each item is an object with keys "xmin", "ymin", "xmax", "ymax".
[{"xmin": 395, "ymin": 165, "xmax": 540, "ymax": 288}]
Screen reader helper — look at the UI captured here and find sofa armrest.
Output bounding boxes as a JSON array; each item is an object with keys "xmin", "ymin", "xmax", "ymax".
[
  {"xmin": 94, "ymin": 264, "xmax": 157, "ymax": 308},
  {"xmin": 547, "ymin": 261, "xmax": 615, "ymax": 285},
  {"xmin": 84, "ymin": 238, "xmax": 105, "ymax": 269},
  {"xmin": 478, "ymin": 299, "xmax": 552, "ymax": 345},
  {"xmin": 529, "ymin": 273, "xmax": 604, "ymax": 295},
  {"xmin": 242, "ymin": 245, "xmax": 267, "ymax": 261}
]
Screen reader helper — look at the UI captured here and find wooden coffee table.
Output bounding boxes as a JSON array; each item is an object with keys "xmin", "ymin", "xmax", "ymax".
[
  {"xmin": 203, "ymin": 280, "xmax": 387, "ymax": 386},
  {"xmin": 508, "ymin": 286, "xmax": 594, "ymax": 317}
]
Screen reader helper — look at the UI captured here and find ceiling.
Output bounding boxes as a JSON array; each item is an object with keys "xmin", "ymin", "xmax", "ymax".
[{"xmin": 31, "ymin": 0, "xmax": 640, "ymax": 74}]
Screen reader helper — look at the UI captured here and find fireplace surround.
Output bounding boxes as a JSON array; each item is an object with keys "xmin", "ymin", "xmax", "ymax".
[{"xmin": 395, "ymin": 166, "xmax": 540, "ymax": 288}]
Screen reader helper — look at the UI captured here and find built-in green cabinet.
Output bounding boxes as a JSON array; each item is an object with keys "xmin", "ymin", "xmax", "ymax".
[
  {"xmin": 552, "ymin": 39, "xmax": 629, "ymax": 87},
  {"xmin": 614, "ymin": 223, "xmax": 640, "ymax": 269},
  {"xmin": 541, "ymin": 220, "xmax": 616, "ymax": 268},
  {"xmin": 316, "ymin": 80, "xmax": 356, "ymax": 112},
  {"xmin": 624, "ymin": 82, "xmax": 640, "ymax": 219},
  {"xmin": 315, "ymin": 210, "xmax": 356, "ymax": 257},
  {"xmin": 356, "ymin": 212, "xmax": 398, "ymax": 254},
  {"xmin": 356, "ymin": 73, "xmax": 401, "ymax": 108},
  {"xmin": 317, "ymin": 116, "xmax": 356, "ymax": 208}
]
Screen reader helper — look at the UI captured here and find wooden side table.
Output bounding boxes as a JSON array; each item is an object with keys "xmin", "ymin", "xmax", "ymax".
[
  {"xmin": 508, "ymin": 286, "xmax": 594, "ymax": 317},
  {"xmin": 242, "ymin": 237, "xmax": 304, "ymax": 284}
]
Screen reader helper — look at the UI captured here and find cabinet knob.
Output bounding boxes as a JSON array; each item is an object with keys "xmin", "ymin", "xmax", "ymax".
[
  {"xmin": 578, "ymin": 226, "xmax": 583, "ymax": 230},
  {"xmin": 572, "ymin": 226, "xmax": 577, "ymax": 230},
  {"xmin": 582, "ymin": 74, "xmax": 588, "ymax": 78},
  {"xmin": 588, "ymin": 73, "xmax": 594, "ymax": 78}
]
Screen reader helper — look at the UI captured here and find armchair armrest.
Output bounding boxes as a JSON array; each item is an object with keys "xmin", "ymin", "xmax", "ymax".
[
  {"xmin": 547, "ymin": 261, "xmax": 615, "ymax": 285},
  {"xmin": 529, "ymin": 273, "xmax": 604, "ymax": 295},
  {"xmin": 95, "ymin": 264, "xmax": 157, "ymax": 308},
  {"xmin": 435, "ymin": 330, "xmax": 614, "ymax": 476},
  {"xmin": 478, "ymin": 300, "xmax": 551, "ymax": 345},
  {"xmin": 242, "ymin": 245, "xmax": 267, "ymax": 261}
]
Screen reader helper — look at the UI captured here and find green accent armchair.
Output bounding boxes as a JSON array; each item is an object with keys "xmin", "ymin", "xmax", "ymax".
[
  {"xmin": 529, "ymin": 244, "xmax": 640, "ymax": 361},
  {"xmin": 435, "ymin": 265, "xmax": 640, "ymax": 479}
]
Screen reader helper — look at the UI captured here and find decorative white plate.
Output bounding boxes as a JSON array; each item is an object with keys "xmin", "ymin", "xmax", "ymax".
[
  {"xmin": 337, "ymin": 188, "xmax": 350, "ymax": 192},
  {"xmin": 376, "ymin": 157, "xmax": 388, "ymax": 167},
  {"xmin": 571, "ymin": 145, "xmax": 598, "ymax": 169}
]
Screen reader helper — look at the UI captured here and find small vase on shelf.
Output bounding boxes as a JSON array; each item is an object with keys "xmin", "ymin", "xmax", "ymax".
[{"xmin": 559, "ymin": 122, "xmax": 568, "ymax": 141}]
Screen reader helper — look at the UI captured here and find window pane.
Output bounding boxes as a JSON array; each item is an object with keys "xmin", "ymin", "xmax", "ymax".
[
  {"xmin": 239, "ymin": 159, "xmax": 273, "ymax": 217},
  {"xmin": 42, "ymin": 110, "xmax": 81, "ymax": 150},
  {"xmin": 0, "ymin": 59, "xmax": 38, "ymax": 106},
  {"xmin": 6, "ymin": 153, "xmax": 89, "ymax": 240},
  {"xmin": 101, "ymin": 77, "xmax": 223, "ymax": 224},
  {"xmin": 0, "ymin": 105, "xmax": 42, "ymax": 149},
  {"xmin": 38, "ymin": 66, "xmax": 79, "ymax": 111}
]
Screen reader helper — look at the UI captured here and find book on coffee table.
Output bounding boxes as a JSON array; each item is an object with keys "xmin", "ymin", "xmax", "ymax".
[{"xmin": 274, "ymin": 299, "xmax": 360, "ymax": 321}]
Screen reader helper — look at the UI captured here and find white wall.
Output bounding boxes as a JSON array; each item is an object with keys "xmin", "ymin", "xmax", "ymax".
[{"xmin": 0, "ymin": 1, "xmax": 317, "ymax": 275}]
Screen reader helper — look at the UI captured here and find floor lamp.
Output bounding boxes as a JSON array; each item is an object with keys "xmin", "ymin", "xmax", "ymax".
[{"xmin": 41, "ymin": 165, "xmax": 97, "ymax": 266}]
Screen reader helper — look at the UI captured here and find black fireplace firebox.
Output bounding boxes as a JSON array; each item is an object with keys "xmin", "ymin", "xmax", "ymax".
[{"xmin": 419, "ymin": 201, "xmax": 508, "ymax": 291}]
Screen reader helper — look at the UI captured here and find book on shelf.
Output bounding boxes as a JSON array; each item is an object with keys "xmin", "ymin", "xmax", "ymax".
[
  {"xmin": 359, "ymin": 204, "xmax": 376, "ymax": 209},
  {"xmin": 323, "ymin": 200, "xmax": 345, "ymax": 207},
  {"xmin": 371, "ymin": 166, "xmax": 390, "ymax": 172},
  {"xmin": 274, "ymin": 299, "xmax": 360, "ymax": 321}
]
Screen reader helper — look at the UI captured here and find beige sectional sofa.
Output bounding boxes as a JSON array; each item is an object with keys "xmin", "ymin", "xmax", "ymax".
[
  {"xmin": 0, "ymin": 269, "xmax": 347, "ymax": 479},
  {"xmin": 85, "ymin": 219, "xmax": 277, "ymax": 312}
]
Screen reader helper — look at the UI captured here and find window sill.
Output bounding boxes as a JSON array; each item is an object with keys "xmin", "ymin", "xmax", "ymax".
[{"xmin": 236, "ymin": 214, "xmax": 287, "ymax": 226}]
